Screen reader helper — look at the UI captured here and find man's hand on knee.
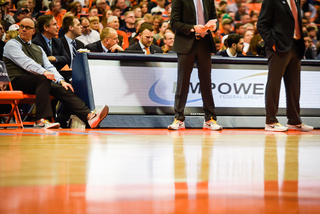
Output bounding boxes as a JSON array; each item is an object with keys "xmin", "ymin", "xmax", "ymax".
[{"xmin": 60, "ymin": 80, "xmax": 74, "ymax": 92}]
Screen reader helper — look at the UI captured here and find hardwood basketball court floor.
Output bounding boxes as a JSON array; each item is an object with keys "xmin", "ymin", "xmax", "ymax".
[{"xmin": 0, "ymin": 128, "xmax": 320, "ymax": 214}]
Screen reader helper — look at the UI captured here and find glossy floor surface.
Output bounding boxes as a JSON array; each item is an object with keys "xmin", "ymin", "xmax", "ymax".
[{"xmin": 0, "ymin": 128, "xmax": 320, "ymax": 214}]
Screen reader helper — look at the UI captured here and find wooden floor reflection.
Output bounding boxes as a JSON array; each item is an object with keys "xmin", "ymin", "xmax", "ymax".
[{"xmin": 0, "ymin": 129, "xmax": 320, "ymax": 214}]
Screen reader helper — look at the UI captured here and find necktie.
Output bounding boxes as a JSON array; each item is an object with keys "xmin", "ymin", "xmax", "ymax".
[
  {"xmin": 197, "ymin": 0, "xmax": 205, "ymax": 25},
  {"xmin": 71, "ymin": 40, "xmax": 77, "ymax": 60},
  {"xmin": 290, "ymin": 0, "xmax": 301, "ymax": 39},
  {"xmin": 145, "ymin": 47, "xmax": 150, "ymax": 55},
  {"xmin": 48, "ymin": 40, "xmax": 52, "ymax": 54}
]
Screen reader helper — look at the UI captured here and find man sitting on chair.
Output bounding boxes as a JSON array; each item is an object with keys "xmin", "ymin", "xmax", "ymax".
[
  {"xmin": 126, "ymin": 22, "xmax": 162, "ymax": 54},
  {"xmin": 32, "ymin": 15, "xmax": 70, "ymax": 72},
  {"xmin": 3, "ymin": 18, "xmax": 109, "ymax": 129},
  {"xmin": 85, "ymin": 27, "xmax": 123, "ymax": 53}
]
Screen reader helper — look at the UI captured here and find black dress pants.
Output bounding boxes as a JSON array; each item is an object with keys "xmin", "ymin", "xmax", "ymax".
[
  {"xmin": 11, "ymin": 75, "xmax": 91, "ymax": 123},
  {"xmin": 265, "ymin": 40, "xmax": 302, "ymax": 125},
  {"xmin": 174, "ymin": 35, "xmax": 216, "ymax": 122}
]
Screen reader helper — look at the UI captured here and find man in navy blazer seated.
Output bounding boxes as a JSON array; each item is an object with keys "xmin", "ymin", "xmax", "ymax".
[
  {"xmin": 216, "ymin": 34, "xmax": 244, "ymax": 57},
  {"xmin": 125, "ymin": 22, "xmax": 163, "ymax": 54},
  {"xmin": 32, "ymin": 15, "xmax": 70, "ymax": 72},
  {"xmin": 85, "ymin": 27, "xmax": 124, "ymax": 53}
]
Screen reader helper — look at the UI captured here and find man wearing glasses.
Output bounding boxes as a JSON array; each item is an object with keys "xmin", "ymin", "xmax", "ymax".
[
  {"xmin": 119, "ymin": 11, "xmax": 136, "ymax": 39},
  {"xmin": 3, "ymin": 18, "xmax": 109, "ymax": 129}
]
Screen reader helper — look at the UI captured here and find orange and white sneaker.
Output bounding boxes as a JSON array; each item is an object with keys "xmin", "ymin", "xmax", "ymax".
[
  {"xmin": 168, "ymin": 119, "xmax": 185, "ymax": 130},
  {"xmin": 203, "ymin": 117, "xmax": 223, "ymax": 131},
  {"xmin": 287, "ymin": 123, "xmax": 313, "ymax": 132},
  {"xmin": 265, "ymin": 123, "xmax": 288, "ymax": 132},
  {"xmin": 33, "ymin": 119, "xmax": 60, "ymax": 129},
  {"xmin": 88, "ymin": 105, "xmax": 109, "ymax": 128}
]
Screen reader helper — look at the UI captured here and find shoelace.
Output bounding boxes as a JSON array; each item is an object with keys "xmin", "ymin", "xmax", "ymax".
[{"xmin": 209, "ymin": 117, "xmax": 217, "ymax": 125}]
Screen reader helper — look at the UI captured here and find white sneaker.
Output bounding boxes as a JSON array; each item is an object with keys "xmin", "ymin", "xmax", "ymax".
[
  {"xmin": 265, "ymin": 123, "xmax": 288, "ymax": 132},
  {"xmin": 287, "ymin": 123, "xmax": 314, "ymax": 132},
  {"xmin": 168, "ymin": 119, "xmax": 185, "ymax": 130},
  {"xmin": 88, "ymin": 105, "xmax": 109, "ymax": 128},
  {"xmin": 33, "ymin": 119, "xmax": 60, "ymax": 129},
  {"xmin": 203, "ymin": 118, "xmax": 223, "ymax": 131}
]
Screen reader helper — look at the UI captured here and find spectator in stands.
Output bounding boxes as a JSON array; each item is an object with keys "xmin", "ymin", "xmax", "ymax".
[
  {"xmin": 216, "ymin": 34, "xmax": 244, "ymax": 57},
  {"xmin": 77, "ymin": 17, "xmax": 100, "ymax": 46},
  {"xmin": 243, "ymin": 23, "xmax": 254, "ymax": 32},
  {"xmin": 4, "ymin": 30, "xmax": 19, "ymax": 42},
  {"xmin": 2, "ymin": 0, "xmax": 15, "ymax": 27},
  {"xmin": 217, "ymin": 1, "xmax": 228, "ymax": 14},
  {"xmin": 132, "ymin": 5, "xmax": 142, "ymax": 18},
  {"xmin": 96, "ymin": 0, "xmax": 109, "ymax": 15},
  {"xmin": 126, "ymin": 22, "xmax": 162, "ymax": 54},
  {"xmin": 129, "ymin": 18, "xmax": 145, "ymax": 45},
  {"xmin": 161, "ymin": 31, "xmax": 174, "ymax": 53},
  {"xmin": 60, "ymin": 16, "xmax": 84, "ymax": 69},
  {"xmin": 45, "ymin": 0, "xmax": 64, "ymax": 29},
  {"xmin": 143, "ymin": 13, "xmax": 153, "ymax": 24},
  {"xmin": 151, "ymin": 0, "xmax": 165, "ymax": 15},
  {"xmin": 114, "ymin": 0, "xmax": 130, "ymax": 16},
  {"xmin": 100, "ymin": 9, "xmax": 113, "ymax": 29},
  {"xmin": 153, "ymin": 15, "xmax": 162, "ymax": 34},
  {"xmin": 240, "ymin": 14, "xmax": 251, "ymax": 24},
  {"xmin": 14, "ymin": 7, "xmax": 30, "ymax": 25},
  {"xmin": 66, "ymin": 1, "xmax": 82, "ymax": 18},
  {"xmin": 88, "ymin": 7, "xmax": 99, "ymax": 18},
  {"xmin": 221, "ymin": 18, "xmax": 234, "ymax": 37},
  {"xmin": 3, "ymin": 18, "xmax": 109, "ymax": 129},
  {"xmin": 227, "ymin": 0, "xmax": 246, "ymax": 14},
  {"xmin": 304, "ymin": 32, "xmax": 315, "ymax": 59},
  {"xmin": 85, "ymin": 27, "xmax": 123, "ymax": 52},
  {"xmin": 235, "ymin": 23, "xmax": 245, "ymax": 35},
  {"xmin": 162, "ymin": 1, "xmax": 171, "ymax": 21},
  {"xmin": 307, "ymin": 25, "xmax": 318, "ymax": 46},
  {"xmin": 153, "ymin": 20, "xmax": 168, "ymax": 46},
  {"xmin": 213, "ymin": 37, "xmax": 221, "ymax": 53},
  {"xmin": 33, "ymin": 15, "xmax": 70, "ymax": 72},
  {"xmin": 140, "ymin": 2, "xmax": 148, "ymax": 17},
  {"xmin": 243, "ymin": 30, "xmax": 253, "ymax": 53},
  {"xmin": 111, "ymin": 5, "xmax": 125, "ymax": 27},
  {"xmin": 250, "ymin": 10, "xmax": 259, "ymax": 23},
  {"xmin": 246, "ymin": 34, "xmax": 263, "ymax": 56},
  {"xmin": 301, "ymin": 0, "xmax": 317, "ymax": 19},
  {"xmin": 27, "ymin": 0, "xmax": 37, "ymax": 18},
  {"xmin": 107, "ymin": 15, "xmax": 129, "ymax": 49},
  {"xmin": 235, "ymin": 2, "xmax": 247, "ymax": 21},
  {"xmin": 89, "ymin": 16, "xmax": 101, "ymax": 33},
  {"xmin": 119, "ymin": 11, "xmax": 136, "ymax": 39}
]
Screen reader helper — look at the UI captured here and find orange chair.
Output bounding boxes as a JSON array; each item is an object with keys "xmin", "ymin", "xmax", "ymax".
[
  {"xmin": 0, "ymin": 61, "xmax": 54, "ymax": 127},
  {"xmin": 0, "ymin": 61, "xmax": 24, "ymax": 129}
]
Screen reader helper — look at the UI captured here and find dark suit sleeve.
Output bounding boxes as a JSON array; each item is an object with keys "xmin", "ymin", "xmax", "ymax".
[
  {"xmin": 171, "ymin": 0, "xmax": 194, "ymax": 35},
  {"xmin": 53, "ymin": 39, "xmax": 70, "ymax": 67},
  {"xmin": 126, "ymin": 43, "xmax": 143, "ymax": 51},
  {"xmin": 257, "ymin": 0, "xmax": 276, "ymax": 48}
]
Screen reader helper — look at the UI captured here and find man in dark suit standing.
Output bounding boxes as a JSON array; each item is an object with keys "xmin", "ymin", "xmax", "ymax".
[
  {"xmin": 33, "ymin": 15, "xmax": 70, "ymax": 72},
  {"xmin": 126, "ymin": 22, "xmax": 162, "ymax": 54},
  {"xmin": 85, "ymin": 27, "xmax": 123, "ymax": 53},
  {"xmin": 257, "ymin": 0, "xmax": 313, "ymax": 132},
  {"xmin": 168, "ymin": 0, "xmax": 222, "ymax": 131},
  {"xmin": 60, "ymin": 16, "xmax": 85, "ymax": 70}
]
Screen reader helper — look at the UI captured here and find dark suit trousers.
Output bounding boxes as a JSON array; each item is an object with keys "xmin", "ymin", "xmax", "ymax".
[
  {"xmin": 11, "ymin": 75, "xmax": 91, "ymax": 122},
  {"xmin": 174, "ymin": 35, "xmax": 216, "ymax": 122},
  {"xmin": 265, "ymin": 40, "xmax": 301, "ymax": 125}
]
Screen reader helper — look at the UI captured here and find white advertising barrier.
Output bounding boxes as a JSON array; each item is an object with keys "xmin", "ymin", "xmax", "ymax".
[{"xmin": 88, "ymin": 60, "xmax": 320, "ymax": 109}]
